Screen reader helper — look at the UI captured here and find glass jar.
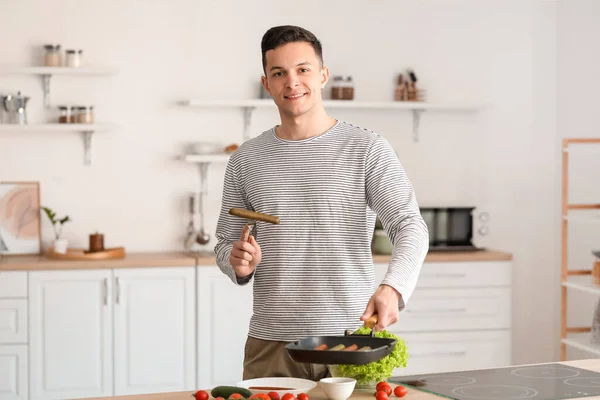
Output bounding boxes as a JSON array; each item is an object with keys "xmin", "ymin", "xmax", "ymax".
[
  {"xmin": 43, "ymin": 44, "xmax": 61, "ymax": 67},
  {"xmin": 77, "ymin": 106, "xmax": 94, "ymax": 124},
  {"xmin": 69, "ymin": 106, "xmax": 78, "ymax": 123},
  {"xmin": 331, "ymin": 76, "xmax": 344, "ymax": 100},
  {"xmin": 343, "ymin": 76, "xmax": 354, "ymax": 100},
  {"xmin": 66, "ymin": 49, "xmax": 83, "ymax": 67},
  {"xmin": 58, "ymin": 106, "xmax": 69, "ymax": 123}
]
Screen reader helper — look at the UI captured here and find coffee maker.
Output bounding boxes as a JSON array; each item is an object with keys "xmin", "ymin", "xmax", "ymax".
[{"xmin": 2, "ymin": 92, "xmax": 30, "ymax": 124}]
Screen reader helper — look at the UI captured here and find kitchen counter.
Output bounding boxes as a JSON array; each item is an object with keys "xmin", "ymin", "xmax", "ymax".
[
  {"xmin": 0, "ymin": 249, "xmax": 512, "ymax": 271},
  {"xmin": 79, "ymin": 359, "xmax": 600, "ymax": 400}
]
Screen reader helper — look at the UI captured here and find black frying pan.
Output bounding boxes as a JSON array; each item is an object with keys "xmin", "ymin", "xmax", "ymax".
[{"xmin": 285, "ymin": 314, "xmax": 397, "ymax": 365}]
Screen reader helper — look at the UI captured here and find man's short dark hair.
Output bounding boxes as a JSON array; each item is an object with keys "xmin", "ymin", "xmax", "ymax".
[{"xmin": 261, "ymin": 25, "xmax": 323, "ymax": 74}]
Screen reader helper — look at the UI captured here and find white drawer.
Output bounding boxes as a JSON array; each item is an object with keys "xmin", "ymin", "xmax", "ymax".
[
  {"xmin": 0, "ymin": 345, "xmax": 28, "ymax": 400},
  {"xmin": 390, "ymin": 330, "xmax": 511, "ymax": 377},
  {"xmin": 0, "ymin": 271, "xmax": 27, "ymax": 298},
  {"xmin": 416, "ymin": 261, "xmax": 511, "ymax": 288},
  {"xmin": 0, "ymin": 299, "xmax": 27, "ymax": 344},
  {"xmin": 391, "ymin": 287, "xmax": 511, "ymax": 332}
]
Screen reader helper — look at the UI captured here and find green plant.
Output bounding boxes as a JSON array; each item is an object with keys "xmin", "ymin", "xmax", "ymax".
[{"xmin": 42, "ymin": 206, "xmax": 71, "ymax": 240}]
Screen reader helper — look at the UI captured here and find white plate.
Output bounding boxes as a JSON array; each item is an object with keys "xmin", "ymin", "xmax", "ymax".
[{"xmin": 236, "ymin": 377, "xmax": 317, "ymax": 396}]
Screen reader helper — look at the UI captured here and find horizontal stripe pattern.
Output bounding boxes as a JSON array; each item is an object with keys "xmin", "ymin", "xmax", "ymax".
[{"xmin": 214, "ymin": 120, "xmax": 429, "ymax": 341}]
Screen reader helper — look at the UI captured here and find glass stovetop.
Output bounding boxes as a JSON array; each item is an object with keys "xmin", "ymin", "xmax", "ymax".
[{"xmin": 388, "ymin": 363, "xmax": 600, "ymax": 400}]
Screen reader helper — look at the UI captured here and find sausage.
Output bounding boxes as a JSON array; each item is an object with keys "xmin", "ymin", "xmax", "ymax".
[{"xmin": 229, "ymin": 208, "xmax": 281, "ymax": 224}]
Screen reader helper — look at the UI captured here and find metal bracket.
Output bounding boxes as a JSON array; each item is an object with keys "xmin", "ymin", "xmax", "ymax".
[
  {"xmin": 83, "ymin": 131, "xmax": 93, "ymax": 165},
  {"xmin": 412, "ymin": 109, "xmax": 424, "ymax": 142},
  {"xmin": 242, "ymin": 107, "xmax": 255, "ymax": 142},
  {"xmin": 42, "ymin": 74, "xmax": 51, "ymax": 108}
]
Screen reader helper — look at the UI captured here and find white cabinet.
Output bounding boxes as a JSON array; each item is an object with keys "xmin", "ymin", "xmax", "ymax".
[
  {"xmin": 375, "ymin": 260, "xmax": 512, "ymax": 376},
  {"xmin": 113, "ymin": 267, "xmax": 196, "ymax": 395},
  {"xmin": 197, "ymin": 267, "xmax": 253, "ymax": 388},
  {"xmin": 29, "ymin": 270, "xmax": 113, "ymax": 400},
  {"xmin": 0, "ymin": 345, "xmax": 28, "ymax": 400},
  {"xmin": 29, "ymin": 267, "xmax": 196, "ymax": 400}
]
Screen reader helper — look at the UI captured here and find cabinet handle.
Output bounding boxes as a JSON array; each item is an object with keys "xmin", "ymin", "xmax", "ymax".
[
  {"xmin": 412, "ymin": 351, "xmax": 466, "ymax": 358},
  {"xmin": 406, "ymin": 308, "xmax": 467, "ymax": 314},
  {"xmin": 103, "ymin": 278, "xmax": 108, "ymax": 305},
  {"xmin": 115, "ymin": 277, "xmax": 120, "ymax": 305}
]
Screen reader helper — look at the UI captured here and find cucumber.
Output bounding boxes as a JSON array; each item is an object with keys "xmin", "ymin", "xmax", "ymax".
[{"xmin": 211, "ymin": 386, "xmax": 253, "ymax": 399}]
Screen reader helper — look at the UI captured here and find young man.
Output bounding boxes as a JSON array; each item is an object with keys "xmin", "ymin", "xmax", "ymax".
[{"xmin": 214, "ymin": 25, "xmax": 429, "ymax": 381}]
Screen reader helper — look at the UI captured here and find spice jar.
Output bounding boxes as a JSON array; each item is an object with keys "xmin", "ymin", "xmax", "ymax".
[
  {"xmin": 342, "ymin": 76, "xmax": 354, "ymax": 100},
  {"xmin": 395, "ymin": 74, "xmax": 407, "ymax": 101},
  {"xmin": 77, "ymin": 106, "xmax": 94, "ymax": 124},
  {"xmin": 43, "ymin": 44, "xmax": 61, "ymax": 67},
  {"xmin": 69, "ymin": 106, "xmax": 78, "ymax": 123},
  {"xmin": 331, "ymin": 76, "xmax": 344, "ymax": 100},
  {"xmin": 65, "ymin": 49, "xmax": 83, "ymax": 67},
  {"xmin": 58, "ymin": 106, "xmax": 69, "ymax": 123}
]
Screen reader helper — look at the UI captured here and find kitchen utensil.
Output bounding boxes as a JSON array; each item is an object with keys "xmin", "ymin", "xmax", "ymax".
[
  {"xmin": 196, "ymin": 193, "xmax": 210, "ymax": 245},
  {"xmin": 184, "ymin": 192, "xmax": 210, "ymax": 249},
  {"xmin": 228, "ymin": 208, "xmax": 280, "ymax": 240},
  {"xmin": 285, "ymin": 314, "xmax": 397, "ymax": 365},
  {"xmin": 2, "ymin": 91, "xmax": 30, "ymax": 125}
]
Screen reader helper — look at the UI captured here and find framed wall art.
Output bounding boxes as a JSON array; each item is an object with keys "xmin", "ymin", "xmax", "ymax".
[{"xmin": 0, "ymin": 181, "xmax": 42, "ymax": 255}]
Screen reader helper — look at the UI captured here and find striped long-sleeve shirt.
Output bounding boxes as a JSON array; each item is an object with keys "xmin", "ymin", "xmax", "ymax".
[{"xmin": 214, "ymin": 120, "xmax": 429, "ymax": 342}]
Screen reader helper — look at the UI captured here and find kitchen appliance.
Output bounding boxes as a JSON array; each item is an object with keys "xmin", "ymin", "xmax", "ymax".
[
  {"xmin": 2, "ymin": 91, "xmax": 30, "ymax": 125},
  {"xmin": 420, "ymin": 207, "xmax": 486, "ymax": 252},
  {"xmin": 388, "ymin": 363, "xmax": 600, "ymax": 400},
  {"xmin": 285, "ymin": 314, "xmax": 396, "ymax": 365}
]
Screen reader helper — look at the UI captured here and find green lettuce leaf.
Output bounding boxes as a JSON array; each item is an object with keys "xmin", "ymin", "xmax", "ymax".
[{"xmin": 334, "ymin": 327, "xmax": 408, "ymax": 384}]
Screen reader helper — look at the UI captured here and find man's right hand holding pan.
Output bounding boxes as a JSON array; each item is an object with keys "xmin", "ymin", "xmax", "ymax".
[{"xmin": 230, "ymin": 224, "xmax": 262, "ymax": 279}]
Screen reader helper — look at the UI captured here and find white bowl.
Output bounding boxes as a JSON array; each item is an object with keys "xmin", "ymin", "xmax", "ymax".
[
  {"xmin": 236, "ymin": 377, "xmax": 317, "ymax": 397},
  {"xmin": 319, "ymin": 377, "xmax": 357, "ymax": 400}
]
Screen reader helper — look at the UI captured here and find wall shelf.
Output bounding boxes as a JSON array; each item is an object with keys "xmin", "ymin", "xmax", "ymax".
[
  {"xmin": 561, "ymin": 333, "xmax": 600, "ymax": 356},
  {"xmin": 0, "ymin": 123, "xmax": 120, "ymax": 165},
  {"xmin": 182, "ymin": 154, "xmax": 231, "ymax": 163},
  {"xmin": 178, "ymin": 99, "xmax": 485, "ymax": 142},
  {"xmin": 0, "ymin": 65, "xmax": 119, "ymax": 107}
]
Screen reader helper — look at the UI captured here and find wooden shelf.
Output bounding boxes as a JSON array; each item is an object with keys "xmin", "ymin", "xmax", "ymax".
[
  {"xmin": 0, "ymin": 123, "xmax": 120, "ymax": 165},
  {"xmin": 179, "ymin": 98, "xmax": 486, "ymax": 142},
  {"xmin": 562, "ymin": 333, "xmax": 600, "ymax": 356},
  {"xmin": 0, "ymin": 65, "xmax": 119, "ymax": 107}
]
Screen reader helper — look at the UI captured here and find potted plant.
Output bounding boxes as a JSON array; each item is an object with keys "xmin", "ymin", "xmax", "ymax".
[{"xmin": 42, "ymin": 206, "xmax": 71, "ymax": 254}]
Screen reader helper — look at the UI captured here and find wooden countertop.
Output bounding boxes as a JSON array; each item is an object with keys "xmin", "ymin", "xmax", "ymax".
[
  {"xmin": 0, "ymin": 249, "xmax": 512, "ymax": 272},
  {"xmin": 80, "ymin": 359, "xmax": 600, "ymax": 400}
]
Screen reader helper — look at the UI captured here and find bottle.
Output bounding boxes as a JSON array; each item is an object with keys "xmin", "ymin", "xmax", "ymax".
[{"xmin": 395, "ymin": 74, "xmax": 406, "ymax": 101}]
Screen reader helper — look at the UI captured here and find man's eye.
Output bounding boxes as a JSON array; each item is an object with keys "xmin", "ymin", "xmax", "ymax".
[
  {"xmin": 273, "ymin": 72, "xmax": 283, "ymax": 77},
  {"xmin": 300, "ymin": 68, "xmax": 309, "ymax": 73}
]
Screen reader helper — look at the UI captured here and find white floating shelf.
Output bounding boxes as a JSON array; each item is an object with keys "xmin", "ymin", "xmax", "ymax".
[
  {"xmin": 563, "ymin": 215, "xmax": 600, "ymax": 224},
  {"xmin": 0, "ymin": 65, "xmax": 119, "ymax": 107},
  {"xmin": 183, "ymin": 154, "xmax": 230, "ymax": 163},
  {"xmin": 180, "ymin": 98, "xmax": 484, "ymax": 111},
  {"xmin": 562, "ymin": 275, "xmax": 600, "ymax": 295},
  {"xmin": 179, "ymin": 99, "xmax": 486, "ymax": 142},
  {"xmin": 562, "ymin": 333, "xmax": 600, "ymax": 356},
  {"xmin": 0, "ymin": 123, "xmax": 120, "ymax": 165},
  {"xmin": 1, "ymin": 66, "xmax": 119, "ymax": 76}
]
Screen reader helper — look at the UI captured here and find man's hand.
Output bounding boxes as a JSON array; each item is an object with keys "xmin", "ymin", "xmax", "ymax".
[
  {"xmin": 361, "ymin": 284, "xmax": 402, "ymax": 331},
  {"xmin": 229, "ymin": 225, "xmax": 262, "ymax": 278}
]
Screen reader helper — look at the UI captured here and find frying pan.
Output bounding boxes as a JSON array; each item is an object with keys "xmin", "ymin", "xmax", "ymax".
[{"xmin": 285, "ymin": 314, "xmax": 397, "ymax": 365}]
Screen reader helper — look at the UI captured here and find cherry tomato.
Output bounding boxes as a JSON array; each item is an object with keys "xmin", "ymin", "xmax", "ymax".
[
  {"xmin": 250, "ymin": 395, "xmax": 263, "ymax": 400},
  {"xmin": 229, "ymin": 394, "xmax": 244, "ymax": 400},
  {"xmin": 282, "ymin": 393, "xmax": 295, "ymax": 400},
  {"xmin": 376, "ymin": 382, "xmax": 391, "ymax": 394},
  {"xmin": 268, "ymin": 392, "xmax": 280, "ymax": 400},
  {"xmin": 298, "ymin": 393, "xmax": 309, "ymax": 400},
  {"xmin": 261, "ymin": 395, "xmax": 272, "ymax": 400},
  {"xmin": 215, "ymin": 397, "xmax": 225, "ymax": 400},
  {"xmin": 375, "ymin": 390, "xmax": 388, "ymax": 400},
  {"xmin": 393, "ymin": 386, "xmax": 407, "ymax": 397},
  {"xmin": 195, "ymin": 391, "xmax": 209, "ymax": 400}
]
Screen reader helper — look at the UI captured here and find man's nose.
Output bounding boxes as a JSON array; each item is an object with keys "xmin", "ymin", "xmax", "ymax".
[{"xmin": 286, "ymin": 73, "xmax": 299, "ymax": 87}]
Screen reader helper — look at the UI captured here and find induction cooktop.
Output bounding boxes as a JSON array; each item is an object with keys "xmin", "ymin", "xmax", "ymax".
[{"xmin": 388, "ymin": 363, "xmax": 600, "ymax": 400}]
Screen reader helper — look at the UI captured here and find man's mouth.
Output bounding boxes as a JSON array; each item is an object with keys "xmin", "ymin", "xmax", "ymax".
[{"xmin": 285, "ymin": 93, "xmax": 307, "ymax": 99}]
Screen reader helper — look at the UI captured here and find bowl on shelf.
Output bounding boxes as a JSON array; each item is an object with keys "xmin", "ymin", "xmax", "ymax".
[{"xmin": 188, "ymin": 142, "xmax": 224, "ymax": 155}]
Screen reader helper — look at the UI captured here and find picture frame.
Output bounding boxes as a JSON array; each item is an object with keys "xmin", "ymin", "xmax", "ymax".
[{"xmin": 0, "ymin": 181, "xmax": 42, "ymax": 255}]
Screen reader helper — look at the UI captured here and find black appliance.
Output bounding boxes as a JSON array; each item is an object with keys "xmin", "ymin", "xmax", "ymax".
[
  {"xmin": 388, "ymin": 363, "xmax": 600, "ymax": 400},
  {"xmin": 420, "ymin": 207, "xmax": 481, "ymax": 252}
]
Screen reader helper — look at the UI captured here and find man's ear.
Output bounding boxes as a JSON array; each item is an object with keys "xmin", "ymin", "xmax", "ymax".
[
  {"xmin": 321, "ymin": 66, "xmax": 330, "ymax": 88},
  {"xmin": 261, "ymin": 75, "xmax": 271, "ymax": 95}
]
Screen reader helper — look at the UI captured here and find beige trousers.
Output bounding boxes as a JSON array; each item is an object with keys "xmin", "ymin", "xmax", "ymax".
[{"xmin": 243, "ymin": 336, "xmax": 329, "ymax": 381}]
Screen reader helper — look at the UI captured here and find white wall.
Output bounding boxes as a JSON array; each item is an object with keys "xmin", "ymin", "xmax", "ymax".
[{"xmin": 0, "ymin": 0, "xmax": 565, "ymax": 364}]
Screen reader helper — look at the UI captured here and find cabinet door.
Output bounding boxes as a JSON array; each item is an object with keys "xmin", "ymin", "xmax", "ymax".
[
  {"xmin": 197, "ymin": 267, "xmax": 253, "ymax": 388},
  {"xmin": 29, "ymin": 270, "xmax": 113, "ymax": 400},
  {"xmin": 113, "ymin": 267, "xmax": 196, "ymax": 395},
  {"xmin": 0, "ymin": 345, "xmax": 27, "ymax": 400}
]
